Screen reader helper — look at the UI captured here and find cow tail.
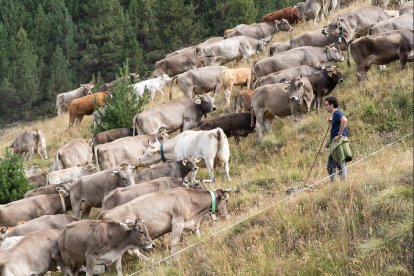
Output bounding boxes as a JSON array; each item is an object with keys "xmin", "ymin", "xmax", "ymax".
[
  {"xmin": 55, "ymin": 151, "xmax": 61, "ymax": 170},
  {"xmin": 36, "ymin": 129, "xmax": 47, "ymax": 159},
  {"xmin": 96, "ymin": 210, "xmax": 106, "ymax": 220},
  {"xmin": 216, "ymin": 128, "xmax": 230, "ymax": 166},
  {"xmin": 94, "ymin": 144, "xmax": 100, "ymax": 171},
  {"xmin": 234, "ymin": 89, "xmax": 240, "ymax": 112},
  {"xmin": 250, "ymin": 66, "xmax": 255, "ymax": 90},
  {"xmin": 132, "ymin": 113, "xmax": 138, "ymax": 136},
  {"xmin": 169, "ymin": 75, "xmax": 179, "ymax": 101},
  {"xmin": 251, "ymin": 106, "xmax": 256, "ymax": 128}
]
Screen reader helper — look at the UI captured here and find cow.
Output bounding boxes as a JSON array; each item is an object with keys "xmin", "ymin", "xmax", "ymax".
[
  {"xmin": 350, "ymin": 30, "xmax": 414, "ymax": 81},
  {"xmin": 196, "ymin": 36, "xmax": 268, "ymax": 66},
  {"xmin": 400, "ymin": 1, "xmax": 413, "ymax": 14},
  {"xmin": 252, "ymin": 45, "xmax": 344, "ymax": 79},
  {"xmin": 131, "ymin": 74, "xmax": 172, "ymax": 101},
  {"xmin": 133, "ymin": 94, "xmax": 216, "ymax": 135},
  {"xmin": 139, "ymin": 128, "xmax": 230, "ymax": 182},
  {"xmin": 269, "ymin": 41, "xmax": 291, "ymax": 56},
  {"xmin": 23, "ymin": 165, "xmax": 41, "ymax": 178},
  {"xmin": 0, "ymin": 214, "xmax": 76, "ymax": 242},
  {"xmin": 234, "ymin": 89, "xmax": 255, "ymax": 112},
  {"xmin": 289, "ymin": 28, "xmax": 347, "ymax": 51},
  {"xmin": 254, "ymin": 65, "xmax": 322, "ymax": 88},
  {"xmin": 0, "ymin": 236, "xmax": 23, "ymax": 249},
  {"xmin": 93, "ymin": 128, "xmax": 137, "ymax": 146},
  {"xmin": 0, "ymin": 188, "xmax": 70, "ymax": 227},
  {"xmin": 47, "ymin": 164, "xmax": 96, "ymax": 185},
  {"xmin": 0, "ymin": 229, "xmax": 64, "ymax": 275},
  {"xmin": 224, "ymin": 19, "xmax": 293, "ymax": 41},
  {"xmin": 10, "ymin": 128, "xmax": 48, "ymax": 160},
  {"xmin": 94, "ymin": 130, "xmax": 169, "ymax": 170},
  {"xmin": 102, "ymin": 177, "xmax": 207, "ymax": 210},
  {"xmin": 58, "ymin": 220, "xmax": 154, "ymax": 276},
  {"xmin": 69, "ymin": 164, "xmax": 136, "ymax": 219},
  {"xmin": 99, "ymin": 188, "xmax": 230, "ymax": 254},
  {"xmin": 261, "ymin": 7, "xmax": 303, "ymax": 25},
  {"xmin": 56, "ymin": 83, "xmax": 94, "ymax": 116},
  {"xmin": 169, "ymin": 66, "xmax": 227, "ymax": 100},
  {"xmin": 52, "ymin": 138, "xmax": 93, "ymax": 171},
  {"xmin": 24, "ymin": 183, "xmax": 71, "ymax": 198},
  {"xmin": 199, "ymin": 113, "xmax": 255, "ymax": 144},
  {"xmin": 220, "ymin": 67, "xmax": 252, "ymax": 110},
  {"xmin": 136, "ymin": 157, "xmax": 200, "ymax": 183},
  {"xmin": 166, "ymin": 37, "xmax": 224, "ymax": 57},
  {"xmin": 251, "ymin": 76, "xmax": 314, "ymax": 140},
  {"xmin": 98, "ymin": 73, "xmax": 140, "ymax": 91},
  {"xmin": 27, "ymin": 172, "xmax": 48, "ymax": 187},
  {"xmin": 152, "ymin": 54, "xmax": 205, "ymax": 77},
  {"xmin": 306, "ymin": 67, "xmax": 344, "ymax": 110},
  {"xmin": 68, "ymin": 91, "xmax": 111, "ymax": 127},
  {"xmin": 294, "ymin": 0, "xmax": 323, "ymax": 25},
  {"xmin": 369, "ymin": 13, "xmax": 414, "ymax": 35}
]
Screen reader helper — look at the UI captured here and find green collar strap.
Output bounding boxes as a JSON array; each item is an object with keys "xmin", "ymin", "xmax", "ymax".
[
  {"xmin": 160, "ymin": 144, "xmax": 166, "ymax": 162},
  {"xmin": 209, "ymin": 191, "xmax": 216, "ymax": 214}
]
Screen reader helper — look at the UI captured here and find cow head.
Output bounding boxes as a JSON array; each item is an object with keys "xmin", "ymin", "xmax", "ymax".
[
  {"xmin": 293, "ymin": 2, "xmax": 303, "ymax": 12},
  {"xmin": 129, "ymin": 72, "xmax": 140, "ymax": 83},
  {"xmin": 160, "ymin": 73, "xmax": 172, "ymax": 84},
  {"xmin": 110, "ymin": 164, "xmax": 136, "ymax": 187},
  {"xmin": 257, "ymin": 40, "xmax": 268, "ymax": 53},
  {"xmin": 120, "ymin": 219, "xmax": 154, "ymax": 249},
  {"xmin": 275, "ymin": 19, "xmax": 293, "ymax": 32},
  {"xmin": 139, "ymin": 140, "xmax": 162, "ymax": 165},
  {"xmin": 288, "ymin": 76, "xmax": 314, "ymax": 116},
  {"xmin": 181, "ymin": 157, "xmax": 200, "ymax": 172},
  {"xmin": 324, "ymin": 45, "xmax": 344, "ymax": 62},
  {"xmin": 156, "ymin": 127, "xmax": 170, "ymax": 143},
  {"xmin": 80, "ymin": 83, "xmax": 94, "ymax": 95},
  {"xmin": 324, "ymin": 66, "xmax": 344, "ymax": 86},
  {"xmin": 324, "ymin": 17, "xmax": 352, "ymax": 44},
  {"xmin": 194, "ymin": 94, "xmax": 216, "ymax": 115},
  {"xmin": 214, "ymin": 189, "xmax": 231, "ymax": 220}
]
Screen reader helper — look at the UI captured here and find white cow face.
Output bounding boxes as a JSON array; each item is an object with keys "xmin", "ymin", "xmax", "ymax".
[
  {"xmin": 139, "ymin": 142, "xmax": 162, "ymax": 165},
  {"xmin": 325, "ymin": 45, "xmax": 344, "ymax": 62},
  {"xmin": 276, "ymin": 19, "xmax": 293, "ymax": 32},
  {"xmin": 160, "ymin": 74, "xmax": 172, "ymax": 84}
]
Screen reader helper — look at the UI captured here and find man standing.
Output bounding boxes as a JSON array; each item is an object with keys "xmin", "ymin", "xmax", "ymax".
[{"xmin": 325, "ymin": 96, "xmax": 352, "ymax": 181}]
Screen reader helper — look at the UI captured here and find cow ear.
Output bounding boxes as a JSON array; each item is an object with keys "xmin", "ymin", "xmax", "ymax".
[
  {"xmin": 194, "ymin": 98, "xmax": 202, "ymax": 105},
  {"xmin": 194, "ymin": 157, "xmax": 201, "ymax": 163},
  {"xmin": 182, "ymin": 160, "xmax": 188, "ymax": 166},
  {"xmin": 110, "ymin": 170, "xmax": 119, "ymax": 177},
  {"xmin": 119, "ymin": 222, "xmax": 132, "ymax": 231},
  {"xmin": 283, "ymin": 85, "xmax": 289, "ymax": 91}
]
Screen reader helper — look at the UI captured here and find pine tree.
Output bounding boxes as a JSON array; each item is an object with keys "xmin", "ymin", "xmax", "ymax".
[
  {"xmin": 46, "ymin": 46, "xmax": 73, "ymax": 101},
  {"xmin": 222, "ymin": 0, "xmax": 258, "ymax": 30}
]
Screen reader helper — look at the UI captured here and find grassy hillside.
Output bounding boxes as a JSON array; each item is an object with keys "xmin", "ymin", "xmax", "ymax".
[{"xmin": 0, "ymin": 1, "xmax": 412, "ymax": 275}]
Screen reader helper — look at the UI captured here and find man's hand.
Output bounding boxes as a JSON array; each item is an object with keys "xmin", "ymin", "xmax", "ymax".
[
  {"xmin": 327, "ymin": 117, "xmax": 332, "ymax": 123},
  {"xmin": 333, "ymin": 135, "xmax": 341, "ymax": 141}
]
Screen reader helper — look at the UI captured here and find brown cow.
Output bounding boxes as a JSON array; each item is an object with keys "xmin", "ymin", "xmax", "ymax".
[
  {"xmin": 220, "ymin": 68, "xmax": 252, "ymax": 111},
  {"xmin": 68, "ymin": 91, "xmax": 111, "ymax": 127},
  {"xmin": 234, "ymin": 89, "xmax": 254, "ymax": 112},
  {"xmin": 93, "ymin": 128, "xmax": 137, "ymax": 146},
  {"xmin": 261, "ymin": 7, "xmax": 303, "ymax": 25}
]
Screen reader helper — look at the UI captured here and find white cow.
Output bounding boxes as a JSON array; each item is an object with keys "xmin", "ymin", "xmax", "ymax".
[
  {"xmin": 195, "ymin": 36, "xmax": 267, "ymax": 66},
  {"xmin": 47, "ymin": 164, "xmax": 96, "ymax": 185},
  {"xmin": 132, "ymin": 74, "xmax": 172, "ymax": 101},
  {"xmin": 139, "ymin": 128, "xmax": 230, "ymax": 182}
]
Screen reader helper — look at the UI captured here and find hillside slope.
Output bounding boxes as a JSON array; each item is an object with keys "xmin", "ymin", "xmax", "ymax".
[{"xmin": 0, "ymin": 1, "xmax": 412, "ymax": 275}]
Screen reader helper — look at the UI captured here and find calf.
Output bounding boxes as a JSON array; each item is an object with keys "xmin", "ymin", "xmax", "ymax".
[
  {"xmin": 10, "ymin": 128, "xmax": 48, "ymax": 160},
  {"xmin": 58, "ymin": 220, "xmax": 154, "ymax": 276},
  {"xmin": 102, "ymin": 177, "xmax": 206, "ymax": 210},
  {"xmin": 294, "ymin": 0, "xmax": 322, "ymax": 25},
  {"xmin": 136, "ymin": 157, "xmax": 200, "ymax": 183},
  {"xmin": 199, "ymin": 113, "xmax": 254, "ymax": 144},
  {"xmin": 0, "ymin": 229, "xmax": 64, "ymax": 275},
  {"xmin": 0, "ymin": 189, "xmax": 70, "ymax": 227},
  {"xmin": 261, "ymin": 7, "xmax": 303, "ymax": 25},
  {"xmin": 220, "ymin": 68, "xmax": 252, "ymax": 110},
  {"xmin": 99, "ymin": 188, "xmax": 230, "ymax": 254},
  {"xmin": 350, "ymin": 30, "xmax": 413, "ymax": 81},
  {"xmin": 139, "ymin": 128, "xmax": 230, "ymax": 182},
  {"xmin": 68, "ymin": 91, "xmax": 111, "ymax": 127},
  {"xmin": 27, "ymin": 172, "xmax": 47, "ymax": 187},
  {"xmin": 234, "ymin": 89, "xmax": 255, "ymax": 112},
  {"xmin": 69, "ymin": 164, "xmax": 136, "ymax": 219},
  {"xmin": 132, "ymin": 74, "xmax": 172, "ymax": 101}
]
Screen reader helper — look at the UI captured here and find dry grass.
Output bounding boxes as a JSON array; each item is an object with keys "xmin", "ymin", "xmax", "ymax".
[{"xmin": 0, "ymin": 0, "xmax": 412, "ymax": 275}]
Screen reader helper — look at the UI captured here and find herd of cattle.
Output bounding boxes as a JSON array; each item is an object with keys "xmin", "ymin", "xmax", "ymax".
[{"xmin": 1, "ymin": 1, "xmax": 413, "ymax": 275}]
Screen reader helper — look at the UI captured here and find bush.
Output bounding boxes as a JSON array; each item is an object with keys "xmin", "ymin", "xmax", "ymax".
[
  {"xmin": 92, "ymin": 65, "xmax": 149, "ymax": 135},
  {"xmin": 0, "ymin": 148, "xmax": 33, "ymax": 204}
]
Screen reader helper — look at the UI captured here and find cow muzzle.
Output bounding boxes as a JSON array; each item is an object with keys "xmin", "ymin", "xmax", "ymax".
[
  {"xmin": 146, "ymin": 243, "xmax": 155, "ymax": 249},
  {"xmin": 289, "ymin": 96, "xmax": 300, "ymax": 102},
  {"xmin": 211, "ymin": 106, "xmax": 217, "ymax": 111}
]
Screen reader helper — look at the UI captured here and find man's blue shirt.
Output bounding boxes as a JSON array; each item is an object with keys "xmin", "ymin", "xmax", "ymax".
[{"xmin": 330, "ymin": 109, "xmax": 348, "ymax": 140}]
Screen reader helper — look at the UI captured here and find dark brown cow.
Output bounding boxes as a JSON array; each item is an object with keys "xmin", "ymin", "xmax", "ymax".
[
  {"xmin": 261, "ymin": 7, "xmax": 303, "ymax": 25},
  {"xmin": 199, "ymin": 112, "xmax": 255, "ymax": 144},
  {"xmin": 68, "ymin": 91, "xmax": 111, "ymax": 127},
  {"xmin": 93, "ymin": 128, "xmax": 137, "ymax": 146},
  {"xmin": 350, "ymin": 30, "xmax": 414, "ymax": 81}
]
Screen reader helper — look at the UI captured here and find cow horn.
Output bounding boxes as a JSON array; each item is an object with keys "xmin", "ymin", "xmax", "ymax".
[{"xmin": 223, "ymin": 188, "xmax": 233, "ymax": 192}]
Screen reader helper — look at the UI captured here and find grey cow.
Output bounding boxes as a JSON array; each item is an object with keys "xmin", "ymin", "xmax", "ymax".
[
  {"xmin": 254, "ymin": 65, "xmax": 322, "ymax": 88},
  {"xmin": 58, "ymin": 220, "xmax": 154, "ymax": 276},
  {"xmin": 224, "ymin": 19, "xmax": 293, "ymax": 41},
  {"xmin": 70, "ymin": 164, "xmax": 136, "ymax": 219},
  {"xmin": 99, "ymin": 188, "xmax": 231, "ymax": 254},
  {"xmin": 253, "ymin": 45, "xmax": 344, "ymax": 79},
  {"xmin": 0, "ymin": 229, "xmax": 64, "ymax": 275},
  {"xmin": 102, "ymin": 177, "xmax": 206, "ymax": 210},
  {"xmin": 294, "ymin": 0, "xmax": 323, "ymax": 25},
  {"xmin": 152, "ymin": 53, "xmax": 205, "ymax": 77},
  {"xmin": 369, "ymin": 13, "xmax": 414, "ymax": 35},
  {"xmin": 251, "ymin": 76, "xmax": 315, "ymax": 140},
  {"xmin": 166, "ymin": 36, "xmax": 223, "ymax": 57},
  {"xmin": 51, "ymin": 138, "xmax": 93, "ymax": 171},
  {"xmin": 133, "ymin": 94, "xmax": 216, "ymax": 135},
  {"xmin": 11, "ymin": 128, "xmax": 48, "ymax": 160},
  {"xmin": 136, "ymin": 157, "xmax": 200, "ymax": 183},
  {"xmin": 56, "ymin": 83, "xmax": 93, "ymax": 116},
  {"xmin": 0, "ymin": 189, "xmax": 70, "ymax": 227}
]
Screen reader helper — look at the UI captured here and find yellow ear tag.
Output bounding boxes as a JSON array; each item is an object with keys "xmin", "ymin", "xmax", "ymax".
[{"xmin": 328, "ymin": 72, "xmax": 333, "ymax": 77}]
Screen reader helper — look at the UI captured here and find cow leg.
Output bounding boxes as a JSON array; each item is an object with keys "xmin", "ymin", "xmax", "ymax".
[
  {"xmin": 255, "ymin": 112, "xmax": 265, "ymax": 140},
  {"xmin": 170, "ymin": 220, "xmax": 185, "ymax": 254},
  {"xmin": 399, "ymin": 53, "xmax": 408, "ymax": 70},
  {"xmin": 205, "ymin": 158, "xmax": 215, "ymax": 182},
  {"xmin": 115, "ymin": 258, "xmax": 123, "ymax": 276},
  {"xmin": 224, "ymin": 159, "xmax": 231, "ymax": 180},
  {"xmin": 71, "ymin": 200, "xmax": 81, "ymax": 219},
  {"xmin": 128, "ymin": 248, "xmax": 150, "ymax": 261},
  {"xmin": 263, "ymin": 117, "xmax": 273, "ymax": 134},
  {"xmin": 224, "ymin": 89, "xmax": 231, "ymax": 112},
  {"xmin": 76, "ymin": 115, "xmax": 84, "ymax": 126},
  {"xmin": 85, "ymin": 255, "xmax": 97, "ymax": 276}
]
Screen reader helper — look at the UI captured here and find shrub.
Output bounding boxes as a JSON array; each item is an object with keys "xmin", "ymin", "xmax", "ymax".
[
  {"xmin": 92, "ymin": 65, "xmax": 149, "ymax": 135},
  {"xmin": 0, "ymin": 148, "xmax": 32, "ymax": 204}
]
